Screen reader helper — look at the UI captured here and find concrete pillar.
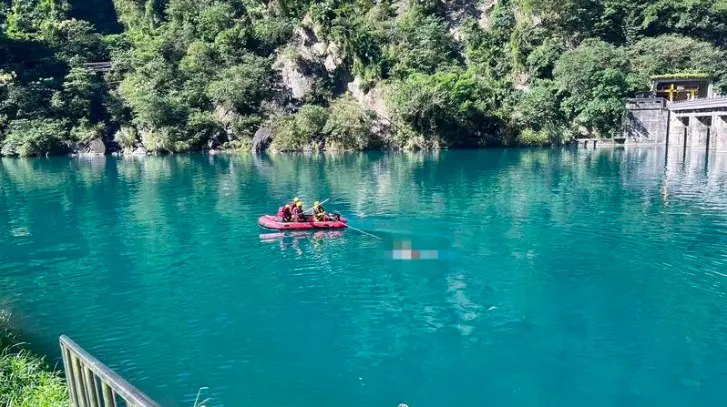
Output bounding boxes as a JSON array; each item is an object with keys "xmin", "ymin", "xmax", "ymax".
[
  {"xmin": 715, "ymin": 115, "xmax": 727, "ymax": 152},
  {"xmin": 714, "ymin": 151, "xmax": 727, "ymax": 173},
  {"xmin": 670, "ymin": 116, "xmax": 688, "ymax": 148},
  {"xmin": 690, "ymin": 115, "xmax": 711, "ymax": 148}
]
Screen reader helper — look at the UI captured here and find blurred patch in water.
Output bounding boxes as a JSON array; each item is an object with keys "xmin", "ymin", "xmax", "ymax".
[{"xmin": 386, "ymin": 239, "xmax": 443, "ymax": 260}]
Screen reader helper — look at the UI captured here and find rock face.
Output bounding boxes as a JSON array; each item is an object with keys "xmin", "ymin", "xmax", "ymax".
[
  {"xmin": 275, "ymin": 56, "xmax": 315, "ymax": 100},
  {"xmin": 132, "ymin": 146, "xmax": 148, "ymax": 156},
  {"xmin": 274, "ymin": 16, "xmax": 346, "ymax": 101},
  {"xmin": 347, "ymin": 77, "xmax": 390, "ymax": 120},
  {"xmin": 72, "ymin": 138, "xmax": 107, "ymax": 155},
  {"xmin": 88, "ymin": 138, "xmax": 106, "ymax": 155},
  {"xmin": 251, "ymin": 126, "xmax": 275, "ymax": 152},
  {"xmin": 347, "ymin": 77, "xmax": 394, "ymax": 141}
]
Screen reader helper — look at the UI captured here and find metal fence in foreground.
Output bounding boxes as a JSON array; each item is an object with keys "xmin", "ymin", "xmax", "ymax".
[{"xmin": 59, "ymin": 335, "xmax": 160, "ymax": 407}]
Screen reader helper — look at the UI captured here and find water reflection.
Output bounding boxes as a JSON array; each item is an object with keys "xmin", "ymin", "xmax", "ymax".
[{"xmin": 0, "ymin": 148, "xmax": 726, "ymax": 406}]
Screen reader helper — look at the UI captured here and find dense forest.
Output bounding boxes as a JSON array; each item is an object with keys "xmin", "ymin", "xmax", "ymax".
[{"xmin": 1, "ymin": 0, "xmax": 727, "ymax": 155}]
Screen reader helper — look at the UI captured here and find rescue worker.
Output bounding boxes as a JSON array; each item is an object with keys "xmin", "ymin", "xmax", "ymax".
[
  {"xmin": 281, "ymin": 204, "xmax": 293, "ymax": 222},
  {"xmin": 292, "ymin": 201, "xmax": 304, "ymax": 222},
  {"xmin": 312, "ymin": 201, "xmax": 327, "ymax": 221}
]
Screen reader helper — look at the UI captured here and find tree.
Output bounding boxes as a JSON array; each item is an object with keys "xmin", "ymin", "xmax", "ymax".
[
  {"xmin": 553, "ymin": 39, "xmax": 637, "ymax": 137},
  {"xmin": 628, "ymin": 35, "xmax": 727, "ymax": 90},
  {"xmin": 1, "ymin": 118, "xmax": 69, "ymax": 156},
  {"xmin": 46, "ymin": 19, "xmax": 107, "ymax": 63},
  {"xmin": 388, "ymin": 7, "xmax": 458, "ymax": 78},
  {"xmin": 388, "ymin": 68, "xmax": 502, "ymax": 146},
  {"xmin": 515, "ymin": 79, "xmax": 565, "ymax": 141},
  {"xmin": 641, "ymin": 0, "xmax": 727, "ymax": 46},
  {"xmin": 323, "ymin": 97, "xmax": 378, "ymax": 150},
  {"xmin": 206, "ymin": 55, "xmax": 275, "ymax": 114},
  {"xmin": 51, "ymin": 66, "xmax": 102, "ymax": 121},
  {"xmin": 271, "ymin": 104, "xmax": 330, "ymax": 151}
]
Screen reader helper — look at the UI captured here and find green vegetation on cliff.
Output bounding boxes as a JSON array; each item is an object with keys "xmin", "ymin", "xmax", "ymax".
[{"xmin": 1, "ymin": 0, "xmax": 727, "ymax": 155}]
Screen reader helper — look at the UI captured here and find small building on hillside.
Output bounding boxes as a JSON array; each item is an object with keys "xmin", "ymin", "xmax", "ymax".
[
  {"xmin": 624, "ymin": 74, "xmax": 727, "ymax": 152},
  {"xmin": 651, "ymin": 74, "xmax": 715, "ymax": 101}
]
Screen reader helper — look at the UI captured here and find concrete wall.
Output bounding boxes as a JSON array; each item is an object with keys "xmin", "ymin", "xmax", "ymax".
[
  {"xmin": 624, "ymin": 99, "xmax": 669, "ymax": 144},
  {"xmin": 624, "ymin": 98, "xmax": 727, "ymax": 151}
]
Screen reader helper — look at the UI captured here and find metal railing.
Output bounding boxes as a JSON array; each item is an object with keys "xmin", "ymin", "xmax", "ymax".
[{"xmin": 59, "ymin": 335, "xmax": 160, "ymax": 407}]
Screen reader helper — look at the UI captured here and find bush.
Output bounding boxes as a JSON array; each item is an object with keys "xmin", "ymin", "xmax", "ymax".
[
  {"xmin": 251, "ymin": 17, "xmax": 294, "ymax": 54},
  {"xmin": 70, "ymin": 119, "xmax": 105, "ymax": 144},
  {"xmin": 296, "ymin": 105, "xmax": 329, "ymax": 137},
  {"xmin": 139, "ymin": 127, "xmax": 192, "ymax": 153},
  {"xmin": 323, "ymin": 97, "xmax": 379, "ymax": 150},
  {"xmin": 526, "ymin": 40, "xmax": 566, "ymax": 79},
  {"xmin": 1, "ymin": 119, "xmax": 69, "ymax": 156},
  {"xmin": 270, "ymin": 104, "xmax": 329, "ymax": 151},
  {"xmin": 271, "ymin": 116, "xmax": 310, "ymax": 151},
  {"xmin": 114, "ymin": 126, "xmax": 138, "ymax": 150},
  {"xmin": 519, "ymin": 128, "xmax": 551, "ymax": 146}
]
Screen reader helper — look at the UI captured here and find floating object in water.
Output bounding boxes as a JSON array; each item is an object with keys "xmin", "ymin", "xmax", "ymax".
[
  {"xmin": 258, "ymin": 215, "xmax": 348, "ymax": 230},
  {"xmin": 11, "ymin": 227, "xmax": 30, "ymax": 237}
]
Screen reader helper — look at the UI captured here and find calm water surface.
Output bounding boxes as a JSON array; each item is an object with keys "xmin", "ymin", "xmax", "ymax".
[{"xmin": 1, "ymin": 149, "xmax": 727, "ymax": 406}]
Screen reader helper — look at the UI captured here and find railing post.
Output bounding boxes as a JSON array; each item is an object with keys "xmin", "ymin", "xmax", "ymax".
[
  {"xmin": 83, "ymin": 365, "xmax": 100, "ymax": 406},
  {"xmin": 61, "ymin": 343, "xmax": 79, "ymax": 406},
  {"xmin": 72, "ymin": 355, "xmax": 88, "ymax": 407},
  {"xmin": 102, "ymin": 383, "xmax": 115, "ymax": 407}
]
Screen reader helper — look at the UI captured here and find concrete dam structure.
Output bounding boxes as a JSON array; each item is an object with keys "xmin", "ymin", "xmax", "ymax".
[{"xmin": 624, "ymin": 75, "xmax": 727, "ymax": 152}]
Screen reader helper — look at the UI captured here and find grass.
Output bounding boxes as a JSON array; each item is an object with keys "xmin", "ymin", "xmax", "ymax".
[
  {"xmin": 0, "ymin": 311, "xmax": 209, "ymax": 406},
  {"xmin": 0, "ymin": 311, "xmax": 69, "ymax": 407},
  {"xmin": 650, "ymin": 72, "xmax": 712, "ymax": 80}
]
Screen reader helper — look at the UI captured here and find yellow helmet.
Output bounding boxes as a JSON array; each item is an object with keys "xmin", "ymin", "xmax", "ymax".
[
  {"xmin": 296, "ymin": 202, "xmax": 303, "ymax": 207},
  {"xmin": 285, "ymin": 204, "xmax": 290, "ymax": 209},
  {"xmin": 293, "ymin": 197, "xmax": 300, "ymax": 203},
  {"xmin": 313, "ymin": 201, "xmax": 320, "ymax": 207}
]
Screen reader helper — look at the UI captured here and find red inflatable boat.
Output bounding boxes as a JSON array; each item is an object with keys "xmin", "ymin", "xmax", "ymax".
[{"xmin": 258, "ymin": 215, "xmax": 348, "ymax": 230}]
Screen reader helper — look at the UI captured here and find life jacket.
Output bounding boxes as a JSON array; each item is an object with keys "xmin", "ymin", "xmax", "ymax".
[
  {"xmin": 282, "ymin": 206, "xmax": 292, "ymax": 221},
  {"xmin": 290, "ymin": 206, "xmax": 303, "ymax": 222},
  {"xmin": 276, "ymin": 207, "xmax": 285, "ymax": 218},
  {"xmin": 313, "ymin": 205, "xmax": 325, "ymax": 221}
]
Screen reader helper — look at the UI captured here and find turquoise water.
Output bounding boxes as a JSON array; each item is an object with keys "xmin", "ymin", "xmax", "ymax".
[{"xmin": 1, "ymin": 149, "xmax": 727, "ymax": 407}]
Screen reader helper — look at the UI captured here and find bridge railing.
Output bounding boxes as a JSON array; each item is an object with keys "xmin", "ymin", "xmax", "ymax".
[{"xmin": 59, "ymin": 335, "xmax": 160, "ymax": 407}]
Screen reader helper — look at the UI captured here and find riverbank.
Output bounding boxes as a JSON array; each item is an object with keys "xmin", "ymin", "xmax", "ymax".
[{"xmin": 0, "ymin": 312, "xmax": 68, "ymax": 407}]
